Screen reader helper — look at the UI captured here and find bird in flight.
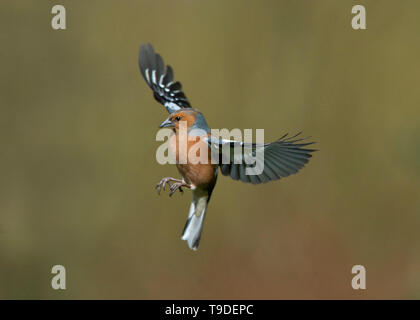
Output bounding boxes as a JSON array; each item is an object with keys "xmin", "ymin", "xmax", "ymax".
[{"xmin": 138, "ymin": 43, "xmax": 315, "ymax": 251}]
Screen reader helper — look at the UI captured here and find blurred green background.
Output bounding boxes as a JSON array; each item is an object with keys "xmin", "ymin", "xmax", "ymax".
[{"xmin": 0, "ymin": 0, "xmax": 419, "ymax": 299}]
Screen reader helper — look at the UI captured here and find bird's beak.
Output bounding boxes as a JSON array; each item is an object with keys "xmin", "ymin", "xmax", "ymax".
[{"xmin": 159, "ymin": 118, "xmax": 174, "ymax": 128}]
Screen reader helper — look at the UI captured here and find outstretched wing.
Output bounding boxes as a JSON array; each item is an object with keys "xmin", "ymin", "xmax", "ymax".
[
  {"xmin": 138, "ymin": 43, "xmax": 191, "ymax": 113},
  {"xmin": 206, "ymin": 133, "xmax": 316, "ymax": 184}
]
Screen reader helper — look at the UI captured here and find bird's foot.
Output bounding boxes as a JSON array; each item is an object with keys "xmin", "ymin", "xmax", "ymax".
[
  {"xmin": 156, "ymin": 177, "xmax": 185, "ymax": 195},
  {"xmin": 169, "ymin": 182, "xmax": 191, "ymax": 197}
]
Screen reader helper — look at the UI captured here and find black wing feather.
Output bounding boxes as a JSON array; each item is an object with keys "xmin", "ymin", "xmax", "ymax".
[
  {"xmin": 138, "ymin": 43, "xmax": 191, "ymax": 112},
  {"xmin": 208, "ymin": 133, "xmax": 316, "ymax": 184}
]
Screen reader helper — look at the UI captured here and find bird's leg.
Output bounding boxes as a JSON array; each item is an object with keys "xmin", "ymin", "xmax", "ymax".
[
  {"xmin": 169, "ymin": 181, "xmax": 191, "ymax": 197},
  {"xmin": 156, "ymin": 177, "xmax": 184, "ymax": 195}
]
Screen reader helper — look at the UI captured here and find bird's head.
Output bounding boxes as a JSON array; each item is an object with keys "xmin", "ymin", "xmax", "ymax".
[{"xmin": 159, "ymin": 108, "xmax": 210, "ymax": 134}]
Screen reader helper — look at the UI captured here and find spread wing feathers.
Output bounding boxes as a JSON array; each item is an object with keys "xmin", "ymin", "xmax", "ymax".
[
  {"xmin": 205, "ymin": 133, "xmax": 316, "ymax": 184},
  {"xmin": 138, "ymin": 43, "xmax": 191, "ymax": 113}
]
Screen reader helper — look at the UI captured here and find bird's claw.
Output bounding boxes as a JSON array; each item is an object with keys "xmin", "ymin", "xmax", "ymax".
[
  {"xmin": 169, "ymin": 183, "xmax": 184, "ymax": 197},
  {"xmin": 156, "ymin": 177, "xmax": 187, "ymax": 196},
  {"xmin": 156, "ymin": 177, "xmax": 174, "ymax": 195}
]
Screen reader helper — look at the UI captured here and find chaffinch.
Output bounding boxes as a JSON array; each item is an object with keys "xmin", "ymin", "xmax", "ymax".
[{"xmin": 138, "ymin": 43, "xmax": 315, "ymax": 250}]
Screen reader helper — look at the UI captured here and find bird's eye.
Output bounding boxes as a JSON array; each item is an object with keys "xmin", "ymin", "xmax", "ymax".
[{"xmin": 175, "ymin": 116, "xmax": 181, "ymax": 121}]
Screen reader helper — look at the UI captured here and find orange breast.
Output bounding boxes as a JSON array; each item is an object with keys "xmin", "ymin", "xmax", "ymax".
[{"xmin": 170, "ymin": 133, "xmax": 217, "ymax": 188}]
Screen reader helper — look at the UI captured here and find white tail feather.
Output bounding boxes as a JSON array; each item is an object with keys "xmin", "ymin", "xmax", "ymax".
[{"xmin": 181, "ymin": 191, "xmax": 209, "ymax": 250}]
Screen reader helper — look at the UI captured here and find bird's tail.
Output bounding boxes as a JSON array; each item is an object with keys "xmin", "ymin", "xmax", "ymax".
[{"xmin": 181, "ymin": 190, "xmax": 210, "ymax": 250}]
